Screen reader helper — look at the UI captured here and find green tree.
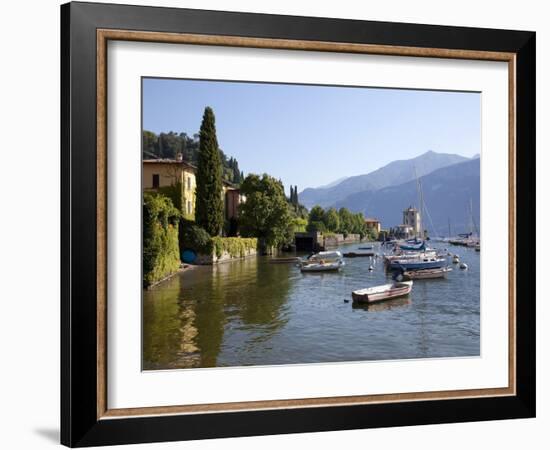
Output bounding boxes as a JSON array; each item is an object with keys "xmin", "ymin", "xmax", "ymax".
[
  {"xmin": 306, "ymin": 220, "xmax": 327, "ymax": 233},
  {"xmin": 349, "ymin": 212, "xmax": 368, "ymax": 238},
  {"xmin": 195, "ymin": 107, "xmax": 224, "ymax": 236},
  {"xmin": 238, "ymin": 174, "xmax": 292, "ymax": 250},
  {"xmin": 323, "ymin": 207, "xmax": 340, "ymax": 232},
  {"xmin": 142, "ymin": 130, "xmax": 159, "ymax": 158},
  {"xmin": 308, "ymin": 205, "xmax": 325, "ymax": 224},
  {"xmin": 338, "ymin": 207, "xmax": 353, "ymax": 236}
]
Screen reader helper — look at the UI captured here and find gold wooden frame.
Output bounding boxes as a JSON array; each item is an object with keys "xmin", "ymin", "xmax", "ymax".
[{"xmin": 96, "ymin": 29, "xmax": 516, "ymax": 420}]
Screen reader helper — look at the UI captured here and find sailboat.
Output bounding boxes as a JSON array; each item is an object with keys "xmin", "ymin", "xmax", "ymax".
[{"xmin": 449, "ymin": 199, "xmax": 480, "ymax": 247}]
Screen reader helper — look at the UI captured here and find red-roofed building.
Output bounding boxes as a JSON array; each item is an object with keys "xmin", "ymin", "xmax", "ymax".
[{"xmin": 364, "ymin": 218, "xmax": 381, "ymax": 233}]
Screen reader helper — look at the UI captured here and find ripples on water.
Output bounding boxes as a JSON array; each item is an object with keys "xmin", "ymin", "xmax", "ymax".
[{"xmin": 143, "ymin": 242, "xmax": 480, "ymax": 370}]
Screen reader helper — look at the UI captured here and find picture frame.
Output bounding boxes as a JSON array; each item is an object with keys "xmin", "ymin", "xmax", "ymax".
[{"xmin": 61, "ymin": 1, "xmax": 536, "ymax": 447}]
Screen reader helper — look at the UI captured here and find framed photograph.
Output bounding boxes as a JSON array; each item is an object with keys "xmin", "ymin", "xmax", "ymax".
[{"xmin": 61, "ymin": 1, "xmax": 535, "ymax": 447}]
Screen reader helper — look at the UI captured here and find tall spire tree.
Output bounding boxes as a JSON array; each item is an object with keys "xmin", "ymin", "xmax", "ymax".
[{"xmin": 195, "ymin": 107, "xmax": 224, "ymax": 236}]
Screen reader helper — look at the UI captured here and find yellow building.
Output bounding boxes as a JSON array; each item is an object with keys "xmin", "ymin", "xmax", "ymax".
[
  {"xmin": 143, "ymin": 158, "xmax": 197, "ymax": 219},
  {"xmin": 143, "ymin": 157, "xmax": 243, "ymax": 222},
  {"xmin": 364, "ymin": 217, "xmax": 381, "ymax": 233}
]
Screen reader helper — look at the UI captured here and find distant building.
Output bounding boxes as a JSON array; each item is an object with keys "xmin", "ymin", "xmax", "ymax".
[
  {"xmin": 222, "ymin": 181, "xmax": 245, "ymax": 221},
  {"xmin": 402, "ymin": 206, "xmax": 421, "ymax": 236},
  {"xmin": 143, "ymin": 157, "xmax": 243, "ymax": 222},
  {"xmin": 364, "ymin": 218, "xmax": 381, "ymax": 234},
  {"xmin": 394, "ymin": 224, "xmax": 414, "ymax": 239}
]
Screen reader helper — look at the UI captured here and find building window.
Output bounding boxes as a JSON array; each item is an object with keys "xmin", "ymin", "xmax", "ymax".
[
  {"xmin": 187, "ymin": 200, "xmax": 192, "ymax": 215},
  {"xmin": 152, "ymin": 174, "xmax": 160, "ymax": 188},
  {"xmin": 187, "ymin": 176, "xmax": 191, "ymax": 190}
]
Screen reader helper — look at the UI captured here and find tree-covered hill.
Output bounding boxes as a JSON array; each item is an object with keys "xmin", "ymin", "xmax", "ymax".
[{"xmin": 143, "ymin": 130, "xmax": 244, "ymax": 184}]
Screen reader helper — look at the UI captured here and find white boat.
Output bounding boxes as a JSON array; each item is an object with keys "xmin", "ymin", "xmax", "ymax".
[
  {"xmin": 300, "ymin": 251, "xmax": 345, "ymax": 272},
  {"xmin": 352, "ymin": 280, "xmax": 413, "ymax": 304},
  {"xmin": 306, "ymin": 251, "xmax": 343, "ymax": 261},
  {"xmin": 402, "ymin": 267, "xmax": 452, "ymax": 280},
  {"xmin": 383, "ymin": 250, "xmax": 438, "ymax": 264},
  {"xmin": 389, "ymin": 256, "xmax": 447, "ymax": 271}
]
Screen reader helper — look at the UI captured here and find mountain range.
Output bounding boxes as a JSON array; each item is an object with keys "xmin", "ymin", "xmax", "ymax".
[{"xmin": 299, "ymin": 151, "xmax": 480, "ymax": 236}]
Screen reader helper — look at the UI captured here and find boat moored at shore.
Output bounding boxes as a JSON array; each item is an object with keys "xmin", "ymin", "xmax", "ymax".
[
  {"xmin": 389, "ymin": 256, "xmax": 446, "ymax": 271},
  {"xmin": 401, "ymin": 267, "xmax": 452, "ymax": 280},
  {"xmin": 352, "ymin": 280, "xmax": 413, "ymax": 304},
  {"xmin": 300, "ymin": 251, "xmax": 345, "ymax": 272}
]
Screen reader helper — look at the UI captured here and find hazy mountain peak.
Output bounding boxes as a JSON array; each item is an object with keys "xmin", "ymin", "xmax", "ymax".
[
  {"xmin": 335, "ymin": 158, "xmax": 480, "ymax": 235},
  {"xmin": 299, "ymin": 151, "xmax": 470, "ymax": 209}
]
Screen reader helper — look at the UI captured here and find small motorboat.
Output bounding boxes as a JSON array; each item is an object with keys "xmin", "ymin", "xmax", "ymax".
[
  {"xmin": 459, "ymin": 262, "xmax": 468, "ymax": 270},
  {"xmin": 352, "ymin": 281, "xmax": 413, "ymax": 304},
  {"xmin": 383, "ymin": 250, "xmax": 438, "ymax": 264},
  {"xmin": 300, "ymin": 260, "xmax": 344, "ymax": 272},
  {"xmin": 389, "ymin": 257, "xmax": 447, "ymax": 271},
  {"xmin": 300, "ymin": 251, "xmax": 345, "ymax": 272},
  {"xmin": 452, "ymin": 255, "xmax": 460, "ymax": 264},
  {"xmin": 402, "ymin": 267, "xmax": 452, "ymax": 280}
]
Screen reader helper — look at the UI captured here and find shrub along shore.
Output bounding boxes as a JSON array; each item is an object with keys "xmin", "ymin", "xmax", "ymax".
[{"xmin": 142, "ymin": 105, "xmax": 376, "ymax": 287}]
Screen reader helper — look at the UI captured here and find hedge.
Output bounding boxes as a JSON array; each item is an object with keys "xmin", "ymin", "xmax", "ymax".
[
  {"xmin": 211, "ymin": 237, "xmax": 258, "ymax": 259},
  {"xmin": 143, "ymin": 193, "xmax": 181, "ymax": 287}
]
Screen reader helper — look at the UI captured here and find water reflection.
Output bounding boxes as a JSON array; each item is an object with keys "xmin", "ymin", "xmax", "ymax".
[
  {"xmin": 143, "ymin": 256, "xmax": 291, "ymax": 369},
  {"xmin": 352, "ymin": 296, "xmax": 412, "ymax": 312},
  {"xmin": 143, "ymin": 242, "xmax": 480, "ymax": 369}
]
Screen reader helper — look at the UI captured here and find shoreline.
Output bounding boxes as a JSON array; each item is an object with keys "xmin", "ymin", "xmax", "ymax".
[{"xmin": 145, "ymin": 263, "xmax": 196, "ymax": 290}]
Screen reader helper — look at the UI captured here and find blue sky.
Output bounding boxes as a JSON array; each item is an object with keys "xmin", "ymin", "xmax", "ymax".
[{"xmin": 143, "ymin": 78, "xmax": 480, "ymax": 191}]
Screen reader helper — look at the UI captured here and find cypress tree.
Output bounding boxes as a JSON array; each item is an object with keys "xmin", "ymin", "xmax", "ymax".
[{"xmin": 195, "ymin": 107, "xmax": 224, "ymax": 236}]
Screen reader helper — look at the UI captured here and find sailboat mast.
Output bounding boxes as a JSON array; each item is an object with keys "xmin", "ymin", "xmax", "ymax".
[
  {"xmin": 469, "ymin": 198, "xmax": 473, "ymax": 236},
  {"xmin": 414, "ymin": 166, "xmax": 423, "ymax": 239}
]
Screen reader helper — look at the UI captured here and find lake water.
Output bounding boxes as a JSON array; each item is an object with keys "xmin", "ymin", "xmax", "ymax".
[{"xmin": 143, "ymin": 242, "xmax": 480, "ymax": 370}]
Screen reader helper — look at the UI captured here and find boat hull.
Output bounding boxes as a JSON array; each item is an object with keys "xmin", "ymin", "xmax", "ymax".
[
  {"xmin": 300, "ymin": 261, "xmax": 344, "ymax": 272},
  {"xmin": 390, "ymin": 259, "xmax": 446, "ymax": 271},
  {"xmin": 402, "ymin": 267, "xmax": 452, "ymax": 280},
  {"xmin": 352, "ymin": 282, "xmax": 413, "ymax": 304},
  {"xmin": 343, "ymin": 252, "xmax": 375, "ymax": 257}
]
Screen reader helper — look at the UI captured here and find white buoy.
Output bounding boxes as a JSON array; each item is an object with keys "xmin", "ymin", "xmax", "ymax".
[
  {"xmin": 452, "ymin": 256, "xmax": 460, "ymax": 264},
  {"xmin": 459, "ymin": 262, "xmax": 468, "ymax": 270},
  {"xmin": 368, "ymin": 265, "xmax": 374, "ymax": 271}
]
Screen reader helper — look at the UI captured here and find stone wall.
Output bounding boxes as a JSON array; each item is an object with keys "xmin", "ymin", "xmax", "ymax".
[
  {"xmin": 323, "ymin": 233, "xmax": 361, "ymax": 247},
  {"xmin": 195, "ymin": 245, "xmax": 258, "ymax": 265}
]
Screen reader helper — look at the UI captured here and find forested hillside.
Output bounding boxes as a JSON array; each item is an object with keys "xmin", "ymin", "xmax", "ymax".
[{"xmin": 143, "ymin": 130, "xmax": 243, "ymax": 184}]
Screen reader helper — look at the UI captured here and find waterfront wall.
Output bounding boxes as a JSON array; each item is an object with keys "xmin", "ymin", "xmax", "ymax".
[
  {"xmin": 195, "ymin": 247, "xmax": 258, "ymax": 265},
  {"xmin": 195, "ymin": 237, "xmax": 258, "ymax": 265},
  {"xmin": 323, "ymin": 233, "xmax": 361, "ymax": 247}
]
